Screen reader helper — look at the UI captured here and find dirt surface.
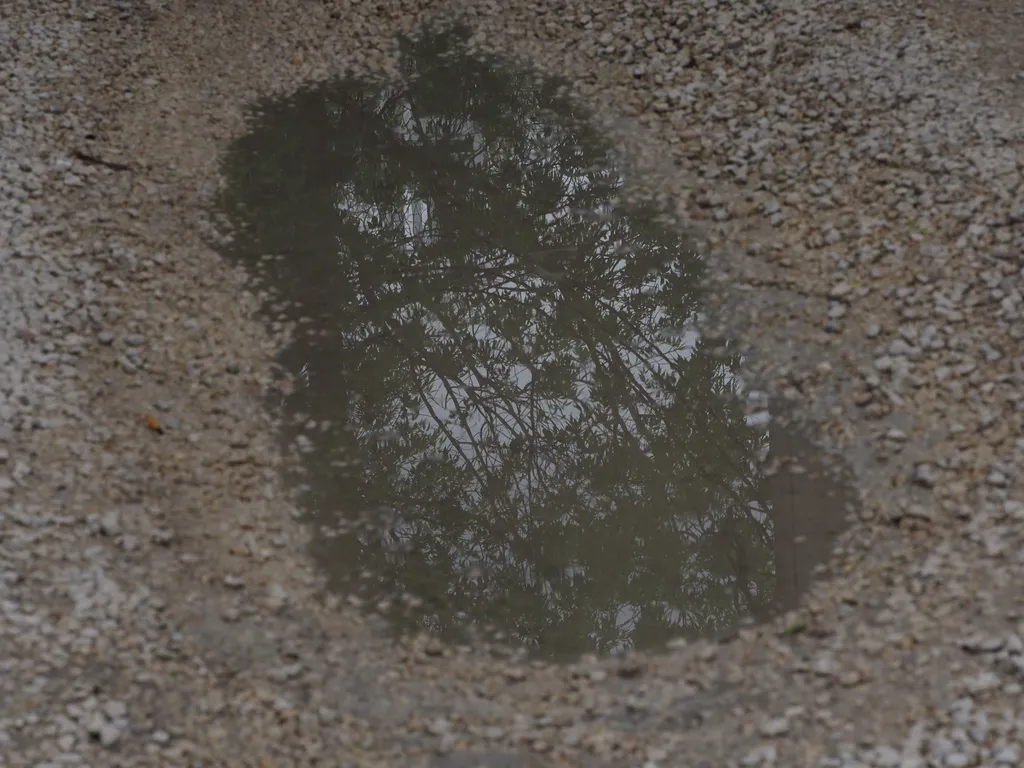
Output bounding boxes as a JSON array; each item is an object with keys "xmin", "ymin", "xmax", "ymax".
[
  {"xmin": 4, "ymin": 0, "xmax": 1024, "ymax": 766},
  {"xmin": 917, "ymin": 0, "xmax": 1024, "ymax": 85}
]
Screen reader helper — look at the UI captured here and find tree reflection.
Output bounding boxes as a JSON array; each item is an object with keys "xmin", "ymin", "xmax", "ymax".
[{"xmin": 219, "ymin": 28, "xmax": 783, "ymax": 657}]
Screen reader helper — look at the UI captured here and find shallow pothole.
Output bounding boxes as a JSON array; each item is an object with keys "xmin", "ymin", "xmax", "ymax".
[{"xmin": 216, "ymin": 27, "xmax": 854, "ymax": 660}]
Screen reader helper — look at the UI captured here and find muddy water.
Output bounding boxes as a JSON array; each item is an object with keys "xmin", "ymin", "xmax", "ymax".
[{"xmin": 218, "ymin": 28, "xmax": 853, "ymax": 659}]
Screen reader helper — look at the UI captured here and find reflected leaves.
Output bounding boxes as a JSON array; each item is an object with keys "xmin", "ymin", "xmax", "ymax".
[{"xmin": 220, "ymin": 28, "xmax": 781, "ymax": 658}]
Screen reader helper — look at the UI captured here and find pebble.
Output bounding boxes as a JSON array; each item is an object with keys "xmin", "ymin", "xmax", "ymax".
[
  {"xmin": 759, "ymin": 718, "xmax": 790, "ymax": 738},
  {"xmin": 99, "ymin": 722, "xmax": 124, "ymax": 747},
  {"xmin": 913, "ymin": 463, "xmax": 939, "ymax": 489}
]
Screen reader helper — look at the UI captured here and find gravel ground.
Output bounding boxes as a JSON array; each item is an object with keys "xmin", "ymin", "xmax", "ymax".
[{"xmin": 4, "ymin": 0, "xmax": 1024, "ymax": 765}]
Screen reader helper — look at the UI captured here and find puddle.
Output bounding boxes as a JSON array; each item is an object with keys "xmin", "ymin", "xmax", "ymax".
[{"xmin": 217, "ymin": 28, "xmax": 854, "ymax": 659}]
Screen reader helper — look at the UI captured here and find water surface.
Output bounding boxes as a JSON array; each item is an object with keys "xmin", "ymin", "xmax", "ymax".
[{"xmin": 218, "ymin": 28, "xmax": 851, "ymax": 659}]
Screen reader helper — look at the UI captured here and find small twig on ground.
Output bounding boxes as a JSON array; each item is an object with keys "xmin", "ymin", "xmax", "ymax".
[{"xmin": 72, "ymin": 149, "xmax": 132, "ymax": 172}]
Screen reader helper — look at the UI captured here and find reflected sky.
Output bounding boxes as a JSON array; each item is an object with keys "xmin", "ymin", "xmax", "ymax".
[{"xmin": 216, "ymin": 27, "xmax": 851, "ymax": 659}]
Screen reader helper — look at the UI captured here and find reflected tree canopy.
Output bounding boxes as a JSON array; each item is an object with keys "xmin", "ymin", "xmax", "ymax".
[{"xmin": 219, "ymin": 29, "xmax": 795, "ymax": 658}]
